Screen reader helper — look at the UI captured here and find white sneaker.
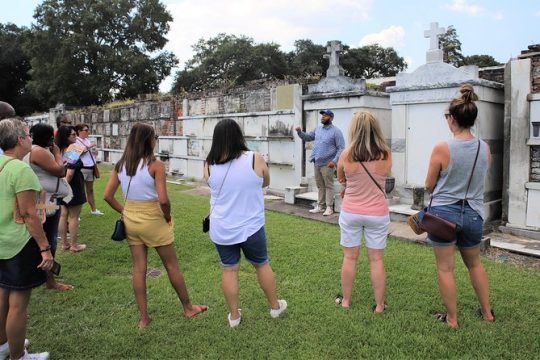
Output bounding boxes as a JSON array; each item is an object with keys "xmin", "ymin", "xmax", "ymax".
[
  {"xmin": 309, "ymin": 206, "xmax": 324, "ymax": 214},
  {"xmin": 0, "ymin": 339, "xmax": 30, "ymax": 359},
  {"xmin": 323, "ymin": 207, "xmax": 334, "ymax": 216},
  {"xmin": 270, "ymin": 299, "xmax": 288, "ymax": 318},
  {"xmin": 90, "ymin": 209, "xmax": 104, "ymax": 215},
  {"xmin": 20, "ymin": 349, "xmax": 49, "ymax": 360},
  {"xmin": 228, "ymin": 310, "xmax": 242, "ymax": 328}
]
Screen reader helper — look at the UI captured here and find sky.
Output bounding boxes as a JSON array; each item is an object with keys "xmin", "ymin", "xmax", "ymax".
[{"xmin": 1, "ymin": 0, "xmax": 539, "ymax": 92}]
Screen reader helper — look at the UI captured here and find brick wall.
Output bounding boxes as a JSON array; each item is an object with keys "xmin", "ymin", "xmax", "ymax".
[
  {"xmin": 520, "ymin": 44, "xmax": 540, "ymax": 93},
  {"xmin": 479, "ymin": 66, "xmax": 504, "ymax": 83},
  {"xmin": 531, "ymin": 146, "xmax": 540, "ymax": 182}
]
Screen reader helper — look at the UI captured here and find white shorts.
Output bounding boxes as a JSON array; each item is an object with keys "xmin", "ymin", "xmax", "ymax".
[
  {"xmin": 81, "ymin": 168, "xmax": 94, "ymax": 182},
  {"xmin": 339, "ymin": 210, "xmax": 390, "ymax": 249}
]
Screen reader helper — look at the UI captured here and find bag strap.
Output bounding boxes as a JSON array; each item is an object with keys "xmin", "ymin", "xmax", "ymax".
[
  {"xmin": 0, "ymin": 157, "xmax": 16, "ymax": 174},
  {"xmin": 121, "ymin": 176, "xmax": 132, "ymax": 218},
  {"xmin": 77, "ymin": 138, "xmax": 97, "ymax": 165},
  {"xmin": 208, "ymin": 160, "xmax": 233, "ymax": 217},
  {"xmin": 428, "ymin": 139, "xmax": 481, "ymax": 211},
  {"xmin": 359, "ymin": 162, "xmax": 386, "ymax": 197}
]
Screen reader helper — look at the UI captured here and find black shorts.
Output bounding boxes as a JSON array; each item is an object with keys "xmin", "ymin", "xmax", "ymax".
[{"xmin": 0, "ymin": 238, "xmax": 47, "ymax": 290}]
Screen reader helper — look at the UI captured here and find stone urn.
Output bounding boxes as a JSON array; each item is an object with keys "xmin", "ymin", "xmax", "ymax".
[{"xmin": 385, "ymin": 176, "xmax": 395, "ymax": 194}]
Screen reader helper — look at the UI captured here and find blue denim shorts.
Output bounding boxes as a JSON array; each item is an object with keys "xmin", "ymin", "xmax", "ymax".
[
  {"xmin": 423, "ymin": 203, "xmax": 483, "ymax": 248},
  {"xmin": 214, "ymin": 226, "xmax": 269, "ymax": 267}
]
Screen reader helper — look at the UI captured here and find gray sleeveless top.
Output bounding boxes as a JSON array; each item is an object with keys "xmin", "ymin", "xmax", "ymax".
[{"xmin": 431, "ymin": 138, "xmax": 489, "ymax": 219}]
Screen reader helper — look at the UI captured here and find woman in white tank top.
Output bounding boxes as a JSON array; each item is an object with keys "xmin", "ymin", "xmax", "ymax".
[
  {"xmin": 204, "ymin": 119, "xmax": 287, "ymax": 327},
  {"xmin": 104, "ymin": 123, "xmax": 207, "ymax": 329}
]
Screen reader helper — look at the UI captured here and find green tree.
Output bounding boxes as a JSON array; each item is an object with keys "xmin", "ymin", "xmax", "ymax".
[
  {"xmin": 25, "ymin": 0, "xmax": 177, "ymax": 107},
  {"xmin": 439, "ymin": 25, "xmax": 464, "ymax": 67},
  {"xmin": 462, "ymin": 54, "xmax": 501, "ymax": 67},
  {"xmin": 0, "ymin": 23, "xmax": 44, "ymax": 115},
  {"xmin": 342, "ymin": 44, "xmax": 407, "ymax": 78},
  {"xmin": 287, "ymin": 39, "xmax": 328, "ymax": 78},
  {"xmin": 172, "ymin": 34, "xmax": 288, "ymax": 92}
]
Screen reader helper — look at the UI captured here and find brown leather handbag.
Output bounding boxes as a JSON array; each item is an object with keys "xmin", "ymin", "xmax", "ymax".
[{"xmin": 420, "ymin": 140, "xmax": 481, "ymax": 242}]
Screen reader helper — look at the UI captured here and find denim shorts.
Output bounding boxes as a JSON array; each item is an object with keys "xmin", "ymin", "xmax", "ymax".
[
  {"xmin": 214, "ymin": 226, "xmax": 269, "ymax": 267},
  {"xmin": 424, "ymin": 203, "xmax": 483, "ymax": 248}
]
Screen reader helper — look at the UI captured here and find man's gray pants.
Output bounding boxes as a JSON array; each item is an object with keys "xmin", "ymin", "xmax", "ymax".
[{"xmin": 314, "ymin": 165, "xmax": 335, "ymax": 209}]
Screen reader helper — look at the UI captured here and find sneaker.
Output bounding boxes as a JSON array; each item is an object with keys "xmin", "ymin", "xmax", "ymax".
[
  {"xmin": 323, "ymin": 207, "xmax": 334, "ymax": 216},
  {"xmin": 407, "ymin": 213, "xmax": 425, "ymax": 235},
  {"xmin": 20, "ymin": 350, "xmax": 49, "ymax": 360},
  {"xmin": 228, "ymin": 310, "xmax": 242, "ymax": 328},
  {"xmin": 309, "ymin": 206, "xmax": 324, "ymax": 214},
  {"xmin": 90, "ymin": 209, "xmax": 104, "ymax": 215},
  {"xmin": 0, "ymin": 339, "xmax": 30, "ymax": 359},
  {"xmin": 270, "ymin": 299, "xmax": 288, "ymax": 318}
]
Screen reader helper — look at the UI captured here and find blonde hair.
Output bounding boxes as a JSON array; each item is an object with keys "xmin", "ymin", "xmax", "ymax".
[{"xmin": 347, "ymin": 111, "xmax": 389, "ymax": 162}]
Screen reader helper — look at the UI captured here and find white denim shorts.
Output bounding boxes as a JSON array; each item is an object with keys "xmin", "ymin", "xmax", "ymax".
[{"xmin": 338, "ymin": 210, "xmax": 390, "ymax": 249}]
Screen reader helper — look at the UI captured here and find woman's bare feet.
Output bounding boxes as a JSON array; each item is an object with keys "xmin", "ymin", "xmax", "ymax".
[
  {"xmin": 46, "ymin": 281, "xmax": 74, "ymax": 291},
  {"xmin": 62, "ymin": 243, "xmax": 71, "ymax": 251},
  {"xmin": 184, "ymin": 304, "xmax": 209, "ymax": 318},
  {"xmin": 138, "ymin": 317, "xmax": 152, "ymax": 329},
  {"xmin": 70, "ymin": 243, "xmax": 87, "ymax": 252}
]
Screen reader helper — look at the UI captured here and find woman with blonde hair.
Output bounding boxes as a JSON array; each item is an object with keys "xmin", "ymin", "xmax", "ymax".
[
  {"xmin": 104, "ymin": 123, "xmax": 207, "ymax": 329},
  {"xmin": 336, "ymin": 111, "xmax": 391, "ymax": 313},
  {"xmin": 423, "ymin": 84, "xmax": 493, "ymax": 328}
]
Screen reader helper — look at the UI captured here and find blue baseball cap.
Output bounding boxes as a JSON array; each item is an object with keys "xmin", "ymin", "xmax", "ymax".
[{"xmin": 319, "ymin": 109, "xmax": 334, "ymax": 117}]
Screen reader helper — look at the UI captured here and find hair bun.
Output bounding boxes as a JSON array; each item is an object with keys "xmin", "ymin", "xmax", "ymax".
[{"xmin": 459, "ymin": 84, "xmax": 479, "ymax": 103}]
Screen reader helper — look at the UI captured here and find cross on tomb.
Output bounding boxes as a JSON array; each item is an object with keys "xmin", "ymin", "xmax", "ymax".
[
  {"xmin": 324, "ymin": 40, "xmax": 345, "ymax": 77},
  {"xmin": 424, "ymin": 22, "xmax": 445, "ymax": 51}
]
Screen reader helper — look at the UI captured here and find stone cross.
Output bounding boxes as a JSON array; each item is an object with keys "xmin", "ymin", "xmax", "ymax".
[
  {"xmin": 424, "ymin": 22, "xmax": 445, "ymax": 50},
  {"xmin": 324, "ymin": 40, "xmax": 345, "ymax": 77},
  {"xmin": 424, "ymin": 22, "xmax": 445, "ymax": 63}
]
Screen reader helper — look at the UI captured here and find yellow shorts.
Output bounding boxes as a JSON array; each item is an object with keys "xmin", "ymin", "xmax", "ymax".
[{"xmin": 123, "ymin": 200, "xmax": 174, "ymax": 247}]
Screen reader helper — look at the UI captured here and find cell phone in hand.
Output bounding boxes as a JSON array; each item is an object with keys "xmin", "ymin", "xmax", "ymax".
[{"xmin": 51, "ymin": 261, "xmax": 61, "ymax": 276}]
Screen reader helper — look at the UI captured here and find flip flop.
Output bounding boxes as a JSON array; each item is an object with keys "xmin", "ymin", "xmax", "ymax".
[
  {"xmin": 477, "ymin": 308, "xmax": 495, "ymax": 322},
  {"xmin": 372, "ymin": 303, "xmax": 388, "ymax": 314},
  {"xmin": 433, "ymin": 312, "xmax": 458, "ymax": 328},
  {"xmin": 185, "ymin": 305, "xmax": 209, "ymax": 319}
]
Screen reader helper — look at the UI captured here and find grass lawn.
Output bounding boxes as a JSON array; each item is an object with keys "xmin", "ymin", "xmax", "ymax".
[{"xmin": 27, "ymin": 165, "xmax": 540, "ymax": 359}]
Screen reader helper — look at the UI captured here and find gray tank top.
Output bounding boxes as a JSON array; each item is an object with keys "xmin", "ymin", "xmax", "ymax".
[{"xmin": 431, "ymin": 138, "xmax": 489, "ymax": 219}]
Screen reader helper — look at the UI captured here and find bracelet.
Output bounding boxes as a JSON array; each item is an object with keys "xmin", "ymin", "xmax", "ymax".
[{"xmin": 40, "ymin": 246, "xmax": 51, "ymax": 253}]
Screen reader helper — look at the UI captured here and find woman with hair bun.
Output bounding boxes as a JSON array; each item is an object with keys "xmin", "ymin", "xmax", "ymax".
[{"xmin": 423, "ymin": 84, "xmax": 494, "ymax": 328}]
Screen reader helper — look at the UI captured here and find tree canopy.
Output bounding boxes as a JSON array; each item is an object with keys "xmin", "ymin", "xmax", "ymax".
[
  {"xmin": 25, "ymin": 0, "xmax": 177, "ymax": 107},
  {"xmin": 172, "ymin": 36, "xmax": 407, "ymax": 92},
  {"xmin": 0, "ymin": 23, "xmax": 44, "ymax": 115},
  {"xmin": 440, "ymin": 26, "xmax": 501, "ymax": 68}
]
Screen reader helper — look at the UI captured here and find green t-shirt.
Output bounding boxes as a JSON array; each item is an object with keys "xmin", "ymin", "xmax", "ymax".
[{"xmin": 0, "ymin": 155, "xmax": 42, "ymax": 259}]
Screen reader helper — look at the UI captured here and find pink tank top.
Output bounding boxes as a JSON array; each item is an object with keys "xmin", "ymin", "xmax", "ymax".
[{"xmin": 341, "ymin": 161, "xmax": 388, "ymax": 216}]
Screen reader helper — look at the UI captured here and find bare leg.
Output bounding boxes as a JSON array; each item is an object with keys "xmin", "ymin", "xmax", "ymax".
[
  {"xmin": 340, "ymin": 246, "xmax": 360, "ymax": 308},
  {"xmin": 129, "ymin": 245, "xmax": 151, "ymax": 329},
  {"xmin": 367, "ymin": 248, "xmax": 385, "ymax": 313},
  {"xmin": 58, "ymin": 205, "xmax": 69, "ymax": 250},
  {"xmin": 0, "ymin": 289, "xmax": 9, "ymax": 345},
  {"xmin": 67, "ymin": 205, "xmax": 84, "ymax": 251},
  {"xmin": 6, "ymin": 290, "xmax": 31, "ymax": 360},
  {"xmin": 155, "ymin": 245, "xmax": 207, "ymax": 318},
  {"xmin": 253, "ymin": 263, "xmax": 279, "ymax": 309},
  {"xmin": 433, "ymin": 246, "xmax": 458, "ymax": 328},
  {"xmin": 459, "ymin": 247, "xmax": 494, "ymax": 321},
  {"xmin": 85, "ymin": 181, "xmax": 97, "ymax": 212},
  {"xmin": 222, "ymin": 265, "xmax": 240, "ymax": 320}
]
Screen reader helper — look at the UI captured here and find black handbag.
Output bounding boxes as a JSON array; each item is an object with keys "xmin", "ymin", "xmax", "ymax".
[
  {"xmin": 111, "ymin": 177, "xmax": 132, "ymax": 241},
  {"xmin": 111, "ymin": 218, "xmax": 126, "ymax": 241},
  {"xmin": 203, "ymin": 161, "xmax": 232, "ymax": 233}
]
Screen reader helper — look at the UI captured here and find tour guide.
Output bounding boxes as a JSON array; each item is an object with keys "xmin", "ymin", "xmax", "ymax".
[{"xmin": 295, "ymin": 109, "xmax": 345, "ymax": 216}]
